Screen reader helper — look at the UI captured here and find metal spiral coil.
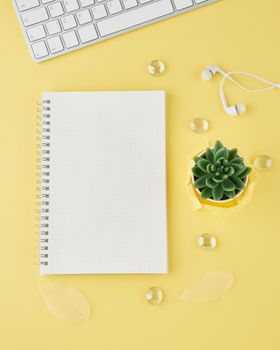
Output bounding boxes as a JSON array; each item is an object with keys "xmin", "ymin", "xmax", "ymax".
[{"xmin": 36, "ymin": 99, "xmax": 51, "ymax": 267}]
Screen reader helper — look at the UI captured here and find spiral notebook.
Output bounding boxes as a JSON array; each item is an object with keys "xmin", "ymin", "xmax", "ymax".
[{"xmin": 39, "ymin": 91, "xmax": 167, "ymax": 275}]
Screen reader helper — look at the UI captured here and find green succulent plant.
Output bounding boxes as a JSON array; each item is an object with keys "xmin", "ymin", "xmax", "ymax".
[{"xmin": 192, "ymin": 140, "xmax": 251, "ymax": 201}]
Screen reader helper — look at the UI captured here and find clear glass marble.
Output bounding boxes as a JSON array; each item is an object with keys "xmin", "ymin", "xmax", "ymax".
[
  {"xmin": 146, "ymin": 286, "xmax": 164, "ymax": 305},
  {"xmin": 147, "ymin": 60, "xmax": 166, "ymax": 77},
  {"xmin": 198, "ymin": 233, "xmax": 217, "ymax": 250},
  {"xmin": 253, "ymin": 155, "xmax": 272, "ymax": 171},
  {"xmin": 189, "ymin": 118, "xmax": 209, "ymax": 133}
]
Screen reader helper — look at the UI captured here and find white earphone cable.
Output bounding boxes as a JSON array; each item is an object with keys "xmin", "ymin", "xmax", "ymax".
[
  {"xmin": 203, "ymin": 65, "xmax": 280, "ymax": 116},
  {"xmin": 220, "ymin": 70, "xmax": 280, "ymax": 93}
]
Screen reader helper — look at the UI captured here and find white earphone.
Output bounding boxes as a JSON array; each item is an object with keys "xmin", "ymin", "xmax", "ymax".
[
  {"xmin": 219, "ymin": 74, "xmax": 247, "ymax": 117},
  {"xmin": 201, "ymin": 65, "xmax": 280, "ymax": 117}
]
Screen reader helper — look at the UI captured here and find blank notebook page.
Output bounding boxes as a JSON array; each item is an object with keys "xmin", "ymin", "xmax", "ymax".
[{"xmin": 40, "ymin": 91, "xmax": 167, "ymax": 275}]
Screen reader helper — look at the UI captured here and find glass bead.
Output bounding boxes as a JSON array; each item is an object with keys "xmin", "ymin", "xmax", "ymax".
[
  {"xmin": 189, "ymin": 118, "xmax": 209, "ymax": 133},
  {"xmin": 147, "ymin": 60, "xmax": 166, "ymax": 77},
  {"xmin": 146, "ymin": 286, "xmax": 164, "ymax": 305},
  {"xmin": 253, "ymin": 155, "xmax": 272, "ymax": 171},
  {"xmin": 198, "ymin": 233, "xmax": 217, "ymax": 250}
]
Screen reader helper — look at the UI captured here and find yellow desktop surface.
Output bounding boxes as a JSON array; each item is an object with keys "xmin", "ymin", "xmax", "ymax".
[{"xmin": 0, "ymin": 0, "xmax": 280, "ymax": 349}]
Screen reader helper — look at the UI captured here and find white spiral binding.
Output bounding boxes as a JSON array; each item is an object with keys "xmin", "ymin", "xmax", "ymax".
[{"xmin": 36, "ymin": 99, "xmax": 51, "ymax": 266}]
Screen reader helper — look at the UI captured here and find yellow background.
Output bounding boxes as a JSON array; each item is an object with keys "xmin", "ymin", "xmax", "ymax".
[{"xmin": 1, "ymin": 0, "xmax": 280, "ymax": 349}]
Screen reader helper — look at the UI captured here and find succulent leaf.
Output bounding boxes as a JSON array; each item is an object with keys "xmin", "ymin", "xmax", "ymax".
[
  {"xmin": 221, "ymin": 178, "xmax": 235, "ymax": 192},
  {"xmin": 224, "ymin": 167, "xmax": 229, "ymax": 173},
  {"xmin": 214, "ymin": 140, "xmax": 224, "ymax": 153},
  {"xmin": 228, "ymin": 148, "xmax": 238, "ymax": 161},
  {"xmin": 230, "ymin": 156, "xmax": 244, "ymax": 164},
  {"xmin": 206, "ymin": 148, "xmax": 214, "ymax": 163},
  {"xmin": 230, "ymin": 163, "xmax": 244, "ymax": 174},
  {"xmin": 238, "ymin": 167, "xmax": 251, "ymax": 179},
  {"xmin": 194, "ymin": 175, "xmax": 210, "ymax": 189},
  {"xmin": 197, "ymin": 159, "xmax": 210, "ymax": 172},
  {"xmin": 206, "ymin": 176, "xmax": 219, "ymax": 188},
  {"xmin": 213, "ymin": 176, "xmax": 224, "ymax": 183},
  {"xmin": 206, "ymin": 164, "xmax": 213, "ymax": 173},
  {"xmin": 231, "ymin": 176, "xmax": 245, "ymax": 190},
  {"xmin": 224, "ymin": 190, "xmax": 235, "ymax": 199},
  {"xmin": 213, "ymin": 184, "xmax": 223, "ymax": 201},
  {"xmin": 200, "ymin": 187, "xmax": 213, "ymax": 199},
  {"xmin": 234, "ymin": 165, "xmax": 247, "ymax": 176},
  {"xmin": 214, "ymin": 148, "xmax": 228, "ymax": 162},
  {"xmin": 192, "ymin": 166, "xmax": 205, "ymax": 177},
  {"xmin": 227, "ymin": 167, "xmax": 235, "ymax": 177},
  {"xmin": 211, "ymin": 165, "xmax": 216, "ymax": 173}
]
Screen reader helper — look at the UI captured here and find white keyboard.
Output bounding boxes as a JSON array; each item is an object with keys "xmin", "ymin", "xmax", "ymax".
[{"xmin": 13, "ymin": 0, "xmax": 220, "ymax": 62}]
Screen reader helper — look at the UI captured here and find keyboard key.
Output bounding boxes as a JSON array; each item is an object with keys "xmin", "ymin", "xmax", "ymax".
[
  {"xmin": 92, "ymin": 4, "xmax": 107, "ymax": 19},
  {"xmin": 46, "ymin": 20, "xmax": 62, "ymax": 35},
  {"xmin": 26, "ymin": 24, "xmax": 46, "ymax": 41},
  {"xmin": 80, "ymin": 0, "xmax": 95, "ymax": 6},
  {"xmin": 63, "ymin": 30, "xmax": 79, "ymax": 48},
  {"xmin": 78, "ymin": 24, "xmax": 98, "ymax": 43},
  {"xmin": 14, "ymin": 0, "xmax": 213, "ymax": 61},
  {"xmin": 77, "ymin": 9, "xmax": 92, "ymax": 25},
  {"xmin": 107, "ymin": 0, "xmax": 122, "ymax": 14},
  {"xmin": 122, "ymin": 0, "xmax": 138, "ymax": 10},
  {"xmin": 21, "ymin": 7, "xmax": 48, "ymax": 27},
  {"xmin": 139, "ymin": 0, "xmax": 153, "ymax": 3},
  {"xmin": 98, "ymin": 0, "xmax": 174, "ymax": 36},
  {"xmin": 16, "ymin": 0, "xmax": 39, "ymax": 11},
  {"xmin": 61, "ymin": 14, "xmax": 77, "ymax": 29},
  {"xmin": 63, "ymin": 0, "xmax": 80, "ymax": 12},
  {"xmin": 173, "ymin": 0, "xmax": 193, "ymax": 10},
  {"xmin": 49, "ymin": 2, "xmax": 64, "ymax": 17},
  {"xmin": 32, "ymin": 41, "xmax": 48, "ymax": 58},
  {"xmin": 47, "ymin": 35, "xmax": 64, "ymax": 53}
]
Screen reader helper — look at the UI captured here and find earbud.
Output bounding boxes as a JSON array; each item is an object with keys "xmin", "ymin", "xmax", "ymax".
[
  {"xmin": 220, "ymin": 79, "xmax": 247, "ymax": 117},
  {"xmin": 201, "ymin": 65, "xmax": 220, "ymax": 80},
  {"xmin": 221, "ymin": 101, "xmax": 247, "ymax": 117},
  {"xmin": 201, "ymin": 65, "xmax": 246, "ymax": 116},
  {"xmin": 202, "ymin": 64, "xmax": 280, "ymax": 117},
  {"xmin": 201, "ymin": 65, "xmax": 230, "ymax": 81}
]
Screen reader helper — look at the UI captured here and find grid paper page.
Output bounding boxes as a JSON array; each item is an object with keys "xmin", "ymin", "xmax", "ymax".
[{"xmin": 40, "ymin": 91, "xmax": 167, "ymax": 274}]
